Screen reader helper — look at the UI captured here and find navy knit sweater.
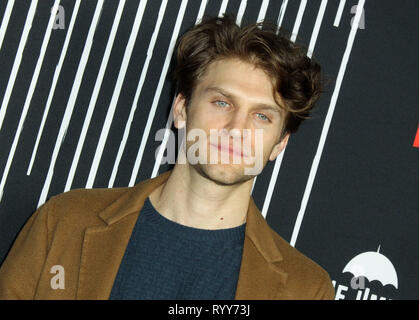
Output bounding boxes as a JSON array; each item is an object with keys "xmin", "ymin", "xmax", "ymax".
[{"xmin": 109, "ymin": 197, "xmax": 246, "ymax": 300}]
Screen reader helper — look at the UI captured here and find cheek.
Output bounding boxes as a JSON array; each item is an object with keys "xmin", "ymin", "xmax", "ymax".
[
  {"xmin": 189, "ymin": 110, "xmax": 223, "ymax": 132},
  {"xmin": 261, "ymin": 135, "xmax": 280, "ymax": 156}
]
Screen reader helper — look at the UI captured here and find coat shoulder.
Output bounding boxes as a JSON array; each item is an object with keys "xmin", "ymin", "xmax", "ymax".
[
  {"xmin": 45, "ymin": 186, "xmax": 132, "ymax": 227},
  {"xmin": 48, "ymin": 186, "xmax": 131, "ymax": 210}
]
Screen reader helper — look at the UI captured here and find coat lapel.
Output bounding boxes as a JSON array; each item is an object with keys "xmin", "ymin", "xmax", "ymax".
[
  {"xmin": 234, "ymin": 198, "xmax": 288, "ymax": 299},
  {"xmin": 76, "ymin": 171, "xmax": 171, "ymax": 299},
  {"xmin": 76, "ymin": 170, "xmax": 288, "ymax": 299}
]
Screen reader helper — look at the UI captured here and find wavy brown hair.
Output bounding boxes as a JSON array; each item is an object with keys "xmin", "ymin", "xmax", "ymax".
[{"xmin": 173, "ymin": 15, "xmax": 324, "ymax": 139}]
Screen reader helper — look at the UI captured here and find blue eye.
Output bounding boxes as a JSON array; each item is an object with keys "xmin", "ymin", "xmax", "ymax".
[
  {"xmin": 215, "ymin": 100, "xmax": 230, "ymax": 108},
  {"xmin": 257, "ymin": 113, "xmax": 269, "ymax": 121}
]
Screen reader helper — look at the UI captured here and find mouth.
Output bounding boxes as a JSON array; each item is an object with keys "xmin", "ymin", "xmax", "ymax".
[{"xmin": 210, "ymin": 143, "xmax": 245, "ymax": 158}]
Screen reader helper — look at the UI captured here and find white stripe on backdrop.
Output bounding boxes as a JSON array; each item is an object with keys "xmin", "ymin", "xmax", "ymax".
[
  {"xmin": 218, "ymin": 0, "xmax": 228, "ymax": 17},
  {"xmin": 0, "ymin": 0, "xmax": 15, "ymax": 51},
  {"xmin": 334, "ymin": 0, "xmax": 347, "ymax": 27},
  {"xmin": 290, "ymin": 0, "xmax": 307, "ymax": 42},
  {"xmin": 236, "ymin": 0, "xmax": 247, "ymax": 27}
]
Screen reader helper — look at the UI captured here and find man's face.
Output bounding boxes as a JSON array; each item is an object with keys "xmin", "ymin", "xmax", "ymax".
[{"xmin": 174, "ymin": 58, "xmax": 290, "ymax": 186}]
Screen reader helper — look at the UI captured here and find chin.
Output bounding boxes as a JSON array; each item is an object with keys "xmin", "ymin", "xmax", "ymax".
[{"xmin": 192, "ymin": 163, "xmax": 256, "ymax": 186}]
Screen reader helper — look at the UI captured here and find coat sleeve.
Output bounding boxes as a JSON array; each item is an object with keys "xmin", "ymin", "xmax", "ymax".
[{"xmin": 0, "ymin": 199, "xmax": 54, "ymax": 299}]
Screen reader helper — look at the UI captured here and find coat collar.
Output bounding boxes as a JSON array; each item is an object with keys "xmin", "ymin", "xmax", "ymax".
[{"xmin": 77, "ymin": 170, "xmax": 288, "ymax": 299}]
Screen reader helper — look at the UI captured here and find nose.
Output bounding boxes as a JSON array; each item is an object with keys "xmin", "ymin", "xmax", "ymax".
[{"xmin": 224, "ymin": 111, "xmax": 250, "ymax": 139}]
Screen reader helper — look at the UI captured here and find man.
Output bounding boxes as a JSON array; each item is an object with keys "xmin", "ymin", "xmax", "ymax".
[{"xmin": 0, "ymin": 16, "xmax": 335, "ymax": 299}]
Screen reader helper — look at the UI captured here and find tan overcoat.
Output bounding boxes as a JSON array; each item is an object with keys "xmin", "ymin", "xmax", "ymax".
[{"xmin": 0, "ymin": 170, "xmax": 335, "ymax": 300}]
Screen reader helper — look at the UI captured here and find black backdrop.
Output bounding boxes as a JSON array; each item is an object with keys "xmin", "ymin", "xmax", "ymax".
[{"xmin": 0, "ymin": 0, "xmax": 417, "ymax": 300}]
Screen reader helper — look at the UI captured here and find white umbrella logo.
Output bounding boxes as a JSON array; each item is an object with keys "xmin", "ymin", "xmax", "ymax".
[{"xmin": 342, "ymin": 246, "xmax": 398, "ymax": 289}]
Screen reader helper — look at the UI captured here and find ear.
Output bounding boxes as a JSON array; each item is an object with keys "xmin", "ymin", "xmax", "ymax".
[
  {"xmin": 269, "ymin": 133, "xmax": 290, "ymax": 161},
  {"xmin": 173, "ymin": 93, "xmax": 187, "ymax": 129}
]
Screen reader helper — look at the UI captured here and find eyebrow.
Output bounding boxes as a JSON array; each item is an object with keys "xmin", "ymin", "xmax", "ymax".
[{"xmin": 204, "ymin": 86, "xmax": 282, "ymax": 114}]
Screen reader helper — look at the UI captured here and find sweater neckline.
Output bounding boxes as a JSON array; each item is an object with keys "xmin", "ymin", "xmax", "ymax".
[{"xmin": 139, "ymin": 197, "xmax": 246, "ymax": 243}]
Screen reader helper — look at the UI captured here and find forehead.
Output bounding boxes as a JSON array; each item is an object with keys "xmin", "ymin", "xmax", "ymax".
[{"xmin": 196, "ymin": 58, "xmax": 278, "ymax": 103}]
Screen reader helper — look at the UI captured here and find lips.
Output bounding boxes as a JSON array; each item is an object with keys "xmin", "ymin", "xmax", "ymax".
[{"xmin": 210, "ymin": 143, "xmax": 244, "ymax": 157}]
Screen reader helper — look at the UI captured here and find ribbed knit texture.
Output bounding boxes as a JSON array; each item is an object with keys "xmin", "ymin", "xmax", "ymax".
[{"xmin": 109, "ymin": 197, "xmax": 246, "ymax": 300}]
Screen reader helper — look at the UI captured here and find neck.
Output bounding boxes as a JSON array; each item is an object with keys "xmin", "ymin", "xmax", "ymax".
[{"xmin": 149, "ymin": 163, "xmax": 253, "ymax": 230}]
